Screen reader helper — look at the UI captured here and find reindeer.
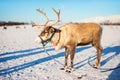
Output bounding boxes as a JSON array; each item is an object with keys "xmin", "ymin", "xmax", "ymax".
[
  {"xmin": 16, "ymin": 26, "xmax": 21, "ymax": 29},
  {"xmin": 3, "ymin": 25, "xmax": 7, "ymax": 30},
  {"xmin": 32, "ymin": 8, "xmax": 103, "ymax": 72}
]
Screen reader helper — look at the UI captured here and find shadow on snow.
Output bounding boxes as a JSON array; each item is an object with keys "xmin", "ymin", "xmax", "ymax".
[
  {"xmin": 0, "ymin": 45, "xmax": 120, "ymax": 76},
  {"xmin": 107, "ymin": 63, "xmax": 120, "ymax": 80},
  {"xmin": 74, "ymin": 46, "xmax": 120, "ymax": 70},
  {"xmin": 101, "ymin": 46, "xmax": 120, "ymax": 66},
  {"xmin": 0, "ymin": 47, "xmax": 54, "ymax": 62},
  {"xmin": 0, "ymin": 46, "xmax": 91, "ymax": 75}
]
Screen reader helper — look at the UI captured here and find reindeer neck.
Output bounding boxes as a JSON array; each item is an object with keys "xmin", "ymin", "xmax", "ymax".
[{"xmin": 51, "ymin": 31, "xmax": 60, "ymax": 46}]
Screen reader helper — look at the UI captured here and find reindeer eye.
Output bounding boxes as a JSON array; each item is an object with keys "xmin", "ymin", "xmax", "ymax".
[
  {"xmin": 44, "ymin": 31, "xmax": 48, "ymax": 33},
  {"xmin": 40, "ymin": 31, "xmax": 48, "ymax": 36}
]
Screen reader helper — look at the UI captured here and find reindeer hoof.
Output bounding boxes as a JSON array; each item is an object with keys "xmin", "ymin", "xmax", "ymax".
[
  {"xmin": 60, "ymin": 67, "xmax": 65, "ymax": 70},
  {"xmin": 66, "ymin": 68, "xmax": 74, "ymax": 73},
  {"xmin": 93, "ymin": 62, "xmax": 100, "ymax": 68},
  {"xmin": 66, "ymin": 70, "xmax": 71, "ymax": 73},
  {"xmin": 60, "ymin": 66, "xmax": 67, "ymax": 70}
]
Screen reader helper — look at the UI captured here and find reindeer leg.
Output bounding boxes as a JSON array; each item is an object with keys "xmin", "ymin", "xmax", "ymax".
[
  {"xmin": 60, "ymin": 47, "xmax": 69, "ymax": 70},
  {"xmin": 66, "ymin": 46, "xmax": 76, "ymax": 73},
  {"xmin": 93, "ymin": 43, "xmax": 102, "ymax": 68}
]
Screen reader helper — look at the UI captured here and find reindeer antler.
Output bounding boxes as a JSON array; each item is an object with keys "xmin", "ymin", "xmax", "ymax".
[
  {"xmin": 36, "ymin": 8, "xmax": 49, "ymax": 21},
  {"xmin": 52, "ymin": 8, "xmax": 61, "ymax": 26},
  {"xmin": 31, "ymin": 21, "xmax": 44, "ymax": 27},
  {"xmin": 36, "ymin": 8, "xmax": 53, "ymax": 27},
  {"xmin": 32, "ymin": 8, "xmax": 61, "ymax": 28}
]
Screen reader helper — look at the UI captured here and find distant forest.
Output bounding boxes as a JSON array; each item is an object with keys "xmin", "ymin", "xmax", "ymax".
[{"xmin": 0, "ymin": 21, "xmax": 29, "ymax": 26}]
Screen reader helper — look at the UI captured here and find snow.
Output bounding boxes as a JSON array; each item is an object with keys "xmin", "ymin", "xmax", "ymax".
[
  {"xmin": 0, "ymin": 25, "xmax": 120, "ymax": 80},
  {"xmin": 79, "ymin": 15, "xmax": 120, "ymax": 24}
]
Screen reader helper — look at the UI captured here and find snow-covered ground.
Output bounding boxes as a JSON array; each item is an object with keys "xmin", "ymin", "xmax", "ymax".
[
  {"xmin": 79, "ymin": 15, "xmax": 120, "ymax": 24},
  {"xmin": 0, "ymin": 25, "xmax": 120, "ymax": 80}
]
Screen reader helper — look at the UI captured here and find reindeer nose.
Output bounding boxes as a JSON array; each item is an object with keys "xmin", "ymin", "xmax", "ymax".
[{"xmin": 35, "ymin": 37, "xmax": 41, "ymax": 44}]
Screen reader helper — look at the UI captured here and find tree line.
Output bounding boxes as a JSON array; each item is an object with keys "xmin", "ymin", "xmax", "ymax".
[{"xmin": 0, "ymin": 21, "xmax": 29, "ymax": 26}]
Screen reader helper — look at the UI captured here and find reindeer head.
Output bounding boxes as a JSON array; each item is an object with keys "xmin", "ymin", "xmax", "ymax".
[{"xmin": 33, "ymin": 8, "xmax": 61, "ymax": 46}]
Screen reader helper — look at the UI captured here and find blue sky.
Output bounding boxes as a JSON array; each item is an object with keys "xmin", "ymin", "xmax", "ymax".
[{"xmin": 0, "ymin": 0, "xmax": 120, "ymax": 23}]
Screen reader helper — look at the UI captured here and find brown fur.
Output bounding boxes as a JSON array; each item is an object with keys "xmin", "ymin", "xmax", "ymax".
[{"xmin": 38, "ymin": 23, "xmax": 102, "ymax": 72}]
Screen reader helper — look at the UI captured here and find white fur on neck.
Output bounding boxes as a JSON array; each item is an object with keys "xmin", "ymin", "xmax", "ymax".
[
  {"xmin": 54, "ymin": 43, "xmax": 62, "ymax": 51},
  {"xmin": 51, "ymin": 32, "xmax": 62, "ymax": 51}
]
